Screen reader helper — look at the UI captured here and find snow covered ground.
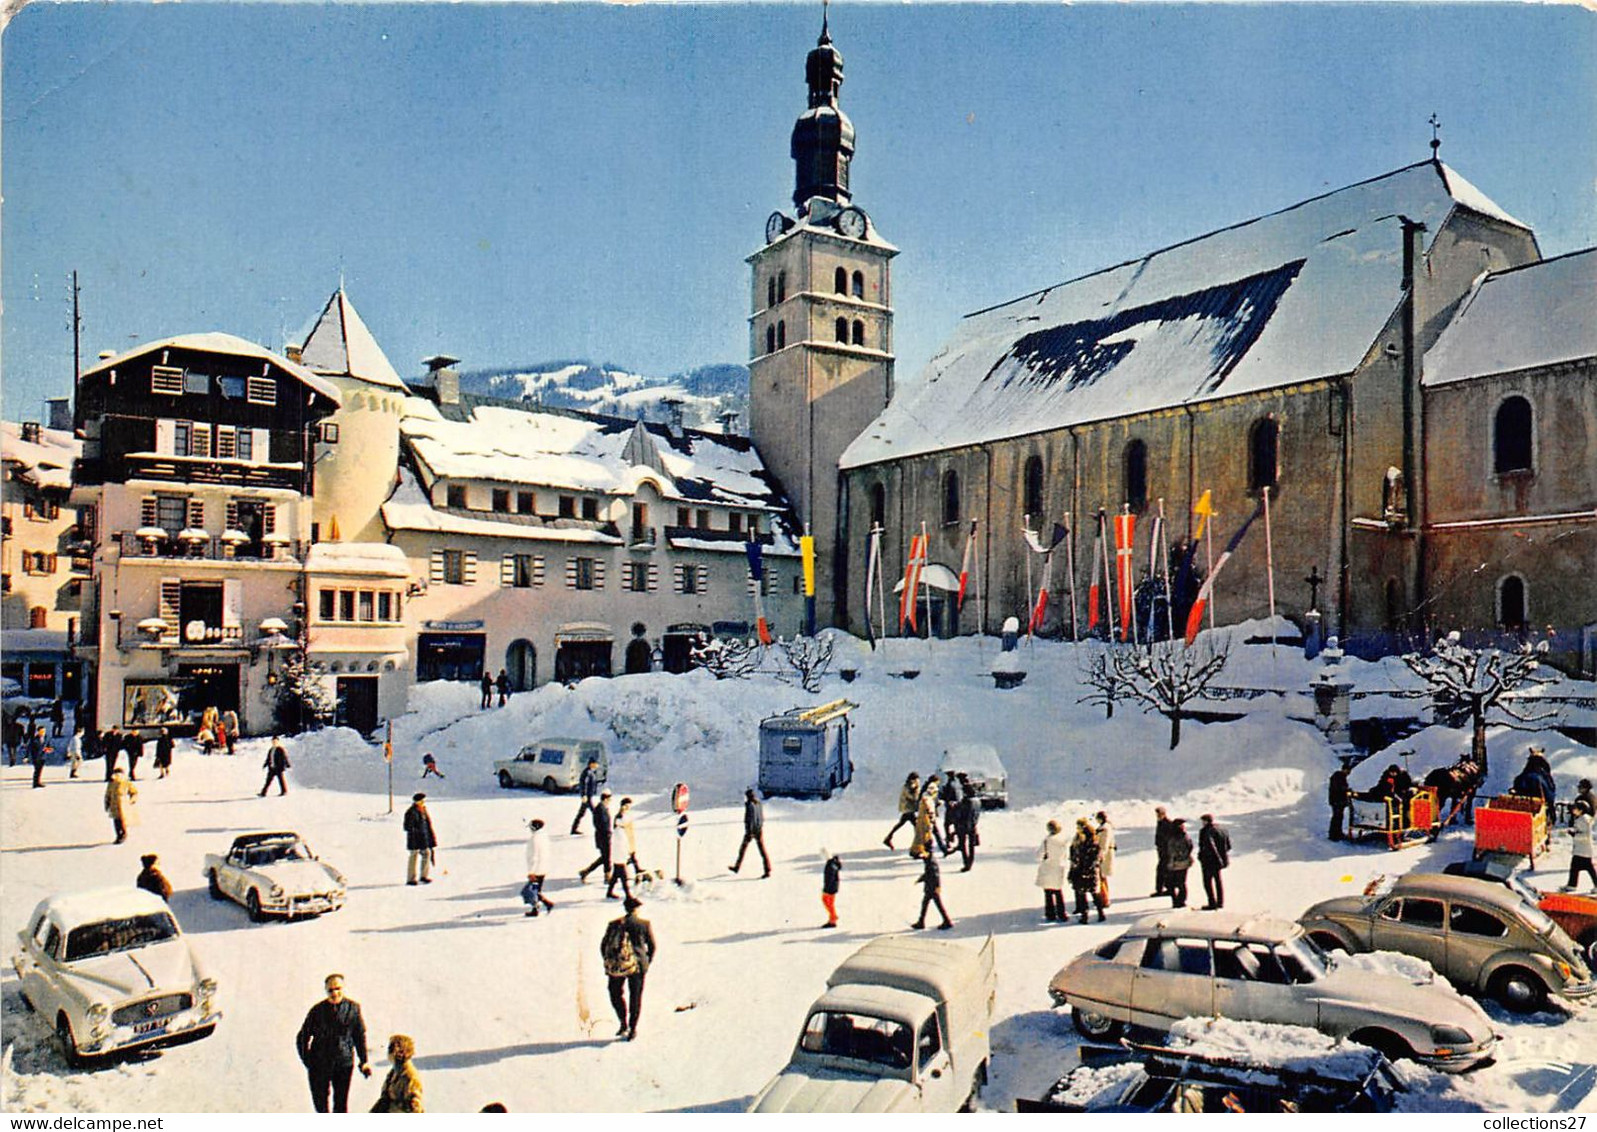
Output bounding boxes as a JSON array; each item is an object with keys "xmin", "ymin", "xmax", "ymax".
[{"xmin": 3, "ymin": 624, "xmax": 1595, "ymax": 1113}]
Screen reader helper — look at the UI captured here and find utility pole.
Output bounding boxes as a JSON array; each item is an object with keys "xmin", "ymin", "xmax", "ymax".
[{"xmin": 69, "ymin": 271, "xmax": 83, "ymax": 390}]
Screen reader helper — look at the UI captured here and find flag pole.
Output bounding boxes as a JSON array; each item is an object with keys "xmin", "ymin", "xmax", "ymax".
[
  {"xmin": 1204, "ymin": 508, "xmax": 1217, "ymax": 631},
  {"xmin": 1100, "ymin": 510, "xmax": 1117, "ymax": 643},
  {"xmin": 1158, "ymin": 498, "xmax": 1176, "ymax": 642},
  {"xmin": 1263, "ymin": 485, "xmax": 1277, "ymax": 658},
  {"xmin": 1125, "ymin": 505, "xmax": 1139, "ymax": 647},
  {"xmin": 1024, "ymin": 517, "xmax": 1035, "ymax": 644},
  {"xmin": 919, "ymin": 521, "xmax": 932, "ymax": 652},
  {"xmin": 1064, "ymin": 511, "xmax": 1078, "ymax": 642}
]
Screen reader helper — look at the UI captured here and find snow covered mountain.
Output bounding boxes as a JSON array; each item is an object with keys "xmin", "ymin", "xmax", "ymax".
[{"xmin": 460, "ymin": 361, "xmax": 749, "ymax": 431}]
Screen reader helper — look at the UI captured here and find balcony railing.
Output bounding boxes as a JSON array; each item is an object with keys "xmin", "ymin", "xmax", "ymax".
[
  {"xmin": 129, "ymin": 621, "xmax": 253, "ymax": 650},
  {"xmin": 121, "ymin": 452, "xmax": 305, "ymax": 491},
  {"xmin": 628, "ymin": 526, "xmax": 657, "ymax": 548},
  {"xmin": 117, "ymin": 531, "xmax": 303, "ymax": 563}
]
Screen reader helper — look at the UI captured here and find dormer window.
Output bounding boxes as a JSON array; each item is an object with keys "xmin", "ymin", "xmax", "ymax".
[
  {"xmin": 446, "ymin": 485, "xmax": 468, "ymax": 509},
  {"xmin": 581, "ymin": 497, "xmax": 599, "ymax": 521}
]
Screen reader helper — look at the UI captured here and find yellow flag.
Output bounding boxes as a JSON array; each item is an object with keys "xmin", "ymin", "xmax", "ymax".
[
  {"xmin": 1193, "ymin": 490, "xmax": 1214, "ymax": 542},
  {"xmin": 800, "ymin": 536, "xmax": 816, "ymax": 597}
]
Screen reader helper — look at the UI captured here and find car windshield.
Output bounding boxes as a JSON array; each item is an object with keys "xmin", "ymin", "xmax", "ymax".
[
  {"xmin": 64, "ymin": 912, "xmax": 179, "ymax": 960},
  {"xmin": 799, "ymin": 1010, "xmax": 913, "ymax": 1070},
  {"xmin": 246, "ymin": 839, "xmax": 306, "ymax": 864},
  {"xmin": 1277, "ymin": 936, "xmax": 1329, "ymax": 982}
]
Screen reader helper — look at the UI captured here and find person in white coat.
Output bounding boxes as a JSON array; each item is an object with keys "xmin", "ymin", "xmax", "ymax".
[
  {"xmin": 1035, "ymin": 820, "xmax": 1069, "ymax": 923},
  {"xmin": 1567, "ymin": 801, "xmax": 1596, "ymax": 892},
  {"xmin": 1095, "ymin": 811, "xmax": 1116, "ymax": 909},
  {"xmin": 524, "ymin": 819, "xmax": 556, "ymax": 916}
]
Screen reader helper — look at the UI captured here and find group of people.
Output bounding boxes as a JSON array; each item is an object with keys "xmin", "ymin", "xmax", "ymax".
[
  {"xmin": 1035, "ymin": 812, "xmax": 1115, "ymax": 924},
  {"xmin": 883, "ymin": 771, "xmax": 982, "ymax": 871},
  {"xmin": 3, "ymin": 699, "xmax": 67, "ymax": 765},
  {"xmin": 1152, "ymin": 807, "xmax": 1231, "ymax": 910},
  {"xmin": 196, "ymin": 707, "xmax": 239, "ymax": 757},
  {"xmin": 479, "ymin": 669, "xmax": 512, "ymax": 710},
  {"xmin": 296, "ymin": 974, "xmax": 424, "ymax": 1112}
]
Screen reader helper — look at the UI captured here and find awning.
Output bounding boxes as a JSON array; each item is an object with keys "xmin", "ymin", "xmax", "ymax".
[
  {"xmin": 892, "ymin": 563, "xmax": 960, "ymax": 593},
  {"xmin": 555, "ymin": 623, "xmax": 614, "ymax": 644}
]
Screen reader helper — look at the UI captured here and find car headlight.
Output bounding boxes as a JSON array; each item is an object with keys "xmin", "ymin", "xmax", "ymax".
[
  {"xmin": 1555, "ymin": 961, "xmax": 1573, "ymax": 982},
  {"xmin": 86, "ymin": 1002, "xmax": 109, "ymax": 1024},
  {"xmin": 1430, "ymin": 1025, "xmax": 1474, "ymax": 1046},
  {"xmin": 270, "ymin": 885, "xmax": 285, "ymax": 899},
  {"xmin": 329, "ymin": 869, "xmax": 347, "ymax": 886},
  {"xmin": 197, "ymin": 977, "xmax": 218, "ymax": 998}
]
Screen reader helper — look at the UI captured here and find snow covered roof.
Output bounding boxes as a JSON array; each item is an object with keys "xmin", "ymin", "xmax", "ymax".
[
  {"xmin": 78, "ymin": 333, "xmax": 342, "ymax": 405},
  {"xmin": 36, "ymin": 886, "xmax": 175, "ymax": 929},
  {"xmin": 0, "ymin": 629, "xmax": 72, "ymax": 657},
  {"xmin": 841, "ymin": 161, "xmax": 1531, "ymax": 469},
  {"xmin": 297, "ymin": 289, "xmax": 409, "ymax": 391},
  {"xmin": 382, "ymin": 465, "xmax": 624, "ymax": 545},
  {"xmin": 1424, "ymin": 247, "xmax": 1597, "ymax": 386},
  {"xmin": 305, "ymin": 542, "xmax": 411, "ymax": 577},
  {"xmin": 1, "ymin": 421, "xmax": 80, "ymax": 491}
]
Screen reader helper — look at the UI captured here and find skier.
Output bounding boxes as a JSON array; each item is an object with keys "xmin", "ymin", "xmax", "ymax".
[
  {"xmin": 1036, "ymin": 819, "xmax": 1068, "ymax": 923},
  {"xmin": 370, "ymin": 1035, "xmax": 424, "ymax": 1113},
  {"xmin": 404, "ymin": 793, "xmax": 437, "ymax": 885},
  {"xmin": 1068, "ymin": 817, "xmax": 1105, "ymax": 923},
  {"xmin": 1095, "ymin": 811, "xmax": 1116, "ymax": 908},
  {"xmin": 820, "ymin": 851, "xmax": 841, "ymax": 928},
  {"xmin": 495, "ymin": 668, "xmax": 510, "ymax": 707},
  {"xmin": 523, "ymin": 818, "xmax": 555, "ymax": 916},
  {"xmin": 1567, "ymin": 801, "xmax": 1596, "ymax": 892},
  {"xmin": 570, "ymin": 757, "xmax": 602, "ymax": 835},
  {"xmin": 729, "ymin": 787, "xmax": 771, "ymax": 877},
  {"xmin": 1328, "ymin": 767, "xmax": 1351, "ymax": 841},
  {"xmin": 260, "ymin": 736, "xmax": 291, "ymax": 796},
  {"xmin": 480, "ymin": 671, "xmax": 494, "ymax": 710},
  {"xmin": 136, "ymin": 853, "xmax": 173, "ymax": 900},
  {"xmin": 1166, "ymin": 818, "xmax": 1194, "ymax": 908},
  {"xmin": 104, "ymin": 769, "xmax": 138, "ymax": 844},
  {"xmin": 421, "ymin": 752, "xmax": 445, "ymax": 779},
  {"xmin": 911, "ymin": 852, "xmax": 953, "ymax": 931},
  {"xmin": 1152, "ymin": 805, "xmax": 1175, "ymax": 896},
  {"xmin": 154, "ymin": 727, "xmax": 175, "ymax": 779},
  {"xmin": 1198, "ymin": 813, "xmax": 1232, "ymax": 910},
  {"xmin": 600, "ymin": 896, "xmax": 657, "ymax": 1041},
  {"xmin": 883, "ymin": 772, "xmax": 921, "ymax": 850},
  {"xmin": 296, "ymin": 973, "xmax": 372, "ymax": 1113}
]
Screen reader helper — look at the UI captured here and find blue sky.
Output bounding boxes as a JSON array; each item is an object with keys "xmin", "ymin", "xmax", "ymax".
[{"xmin": 4, "ymin": 3, "xmax": 1594, "ymax": 420}]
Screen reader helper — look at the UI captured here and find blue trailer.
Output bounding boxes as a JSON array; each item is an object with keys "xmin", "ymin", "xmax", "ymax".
[{"xmin": 758, "ymin": 699, "xmax": 858, "ymax": 800}]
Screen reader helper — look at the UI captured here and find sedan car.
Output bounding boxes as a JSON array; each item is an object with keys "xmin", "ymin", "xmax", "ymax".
[
  {"xmin": 13, "ymin": 888, "xmax": 220, "ymax": 1067},
  {"xmin": 1299, "ymin": 872, "xmax": 1594, "ymax": 1013},
  {"xmin": 1048, "ymin": 910, "xmax": 1496, "ymax": 1071},
  {"xmin": 203, "ymin": 831, "xmax": 347, "ymax": 922}
]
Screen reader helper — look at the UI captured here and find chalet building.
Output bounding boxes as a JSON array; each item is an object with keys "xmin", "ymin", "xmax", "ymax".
[
  {"xmin": 381, "ymin": 369, "xmax": 805, "ymax": 688},
  {"xmin": 71, "ymin": 333, "xmax": 411, "ymax": 736},
  {"xmin": 1, "ymin": 409, "xmax": 87, "ymax": 700}
]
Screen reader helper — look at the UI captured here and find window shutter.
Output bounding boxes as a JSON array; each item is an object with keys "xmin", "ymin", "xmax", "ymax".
[
  {"xmin": 462, "ymin": 551, "xmax": 478, "ymax": 585},
  {"xmin": 253, "ymin": 430, "xmax": 270, "ymax": 462},
  {"xmin": 141, "ymin": 498, "xmax": 157, "ymax": 527},
  {"xmin": 533, "ymin": 556, "xmax": 546, "ymax": 587},
  {"xmin": 261, "ymin": 504, "xmax": 277, "ymax": 534},
  {"xmin": 647, "ymin": 563, "xmax": 659, "ymax": 592},
  {"xmin": 187, "ymin": 500, "xmax": 205, "ymax": 529},
  {"xmin": 23, "ymin": 502, "xmax": 35, "ymax": 520},
  {"xmin": 430, "ymin": 549, "xmax": 445, "ymax": 584},
  {"xmin": 46, "ymin": 554, "xmax": 58, "ymax": 573},
  {"xmin": 592, "ymin": 560, "xmax": 604, "ymax": 589},
  {"xmin": 673, "ymin": 564, "xmax": 685, "ymax": 594},
  {"xmin": 155, "ymin": 419, "xmax": 176, "ymax": 455},
  {"xmin": 222, "ymin": 579, "xmax": 242, "ymax": 628},
  {"xmin": 225, "ymin": 500, "xmax": 240, "ymax": 531},
  {"xmin": 697, "ymin": 564, "xmax": 708, "ymax": 593},
  {"xmin": 501, "ymin": 555, "xmax": 516, "ymax": 587},
  {"xmin": 159, "ymin": 579, "xmax": 182, "ymax": 636},
  {"xmin": 192, "ymin": 424, "xmax": 211, "ymax": 459},
  {"xmin": 565, "ymin": 558, "xmax": 577, "ymax": 589},
  {"xmin": 621, "ymin": 562, "xmax": 634, "ymax": 589}
]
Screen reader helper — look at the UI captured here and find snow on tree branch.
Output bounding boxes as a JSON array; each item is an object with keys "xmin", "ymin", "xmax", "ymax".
[{"xmin": 776, "ymin": 634, "xmax": 835, "ymax": 694}]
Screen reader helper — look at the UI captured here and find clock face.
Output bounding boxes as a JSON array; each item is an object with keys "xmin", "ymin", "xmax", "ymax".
[
  {"xmin": 765, "ymin": 212, "xmax": 789, "ymax": 245},
  {"xmin": 837, "ymin": 207, "xmax": 867, "ymax": 240}
]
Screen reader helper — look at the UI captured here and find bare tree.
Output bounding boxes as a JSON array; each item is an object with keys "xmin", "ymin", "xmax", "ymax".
[
  {"xmin": 776, "ymin": 634, "xmax": 835, "ymax": 694},
  {"xmin": 689, "ymin": 635, "xmax": 763, "ymax": 681},
  {"xmin": 1094, "ymin": 639, "xmax": 1229, "ymax": 749},
  {"xmin": 1077, "ymin": 643, "xmax": 1125, "ymax": 720},
  {"xmin": 1401, "ymin": 633, "xmax": 1559, "ymax": 776}
]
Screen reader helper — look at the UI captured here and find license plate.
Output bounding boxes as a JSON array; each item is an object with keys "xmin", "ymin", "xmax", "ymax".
[{"xmin": 132, "ymin": 1017, "xmax": 170, "ymax": 1036}]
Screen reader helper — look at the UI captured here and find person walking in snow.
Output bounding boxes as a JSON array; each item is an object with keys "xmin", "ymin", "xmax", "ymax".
[
  {"xmin": 1576, "ymin": 780, "xmax": 1596, "ymax": 824},
  {"xmin": 951, "ymin": 775, "xmax": 980, "ymax": 871},
  {"xmin": 1095, "ymin": 811, "xmax": 1116, "ymax": 908},
  {"xmin": 123, "ymin": 728, "xmax": 144, "ymax": 781},
  {"xmin": 27, "ymin": 727, "xmax": 48, "ymax": 789},
  {"xmin": 821, "ymin": 852, "xmax": 842, "ymax": 928},
  {"xmin": 1069, "ymin": 818, "xmax": 1105, "ymax": 923},
  {"xmin": 260, "ymin": 736, "xmax": 291, "ymax": 796},
  {"xmin": 571, "ymin": 757, "xmax": 602, "ymax": 835},
  {"xmin": 154, "ymin": 727, "xmax": 175, "ymax": 779},
  {"xmin": 404, "ymin": 793, "xmax": 437, "ymax": 885},
  {"xmin": 1567, "ymin": 801, "xmax": 1596, "ymax": 892},
  {"xmin": 912, "ymin": 852, "xmax": 953, "ymax": 931},
  {"xmin": 1036, "ymin": 819, "xmax": 1069, "ymax": 923},
  {"xmin": 480, "ymin": 671, "xmax": 494, "ymax": 710},
  {"xmin": 523, "ymin": 818, "xmax": 556, "ymax": 916},
  {"xmin": 136, "ymin": 853, "xmax": 173, "ymax": 900},
  {"xmin": 101, "ymin": 727, "xmax": 121, "ymax": 781},
  {"xmin": 941, "ymin": 773, "xmax": 963, "ymax": 850},
  {"xmin": 601, "ymin": 896, "xmax": 657, "ymax": 1041},
  {"xmin": 50, "ymin": 698, "xmax": 64, "ymax": 737},
  {"xmin": 297, "ymin": 974, "xmax": 373, "ymax": 1113},
  {"xmin": 1198, "ymin": 813, "xmax": 1232, "ymax": 910},
  {"xmin": 1153, "ymin": 805, "xmax": 1175, "ymax": 896},
  {"xmin": 3, "ymin": 714, "xmax": 22, "ymax": 766},
  {"xmin": 911, "ymin": 777, "xmax": 944, "ymax": 859},
  {"xmin": 1166, "ymin": 818, "xmax": 1194, "ymax": 908},
  {"xmin": 1328, "ymin": 767, "xmax": 1351, "ymax": 841},
  {"xmin": 729, "ymin": 788, "xmax": 772, "ymax": 877},
  {"xmin": 421, "ymin": 752, "xmax": 445, "ymax": 779},
  {"xmin": 104, "ymin": 769, "xmax": 138, "ymax": 843},
  {"xmin": 222, "ymin": 709, "xmax": 239, "ymax": 755},
  {"xmin": 883, "ymin": 772, "xmax": 921, "ymax": 850},
  {"xmin": 579, "ymin": 790, "xmax": 626, "ymax": 897},
  {"xmin": 615, "ymin": 796, "xmax": 647, "ymax": 880},
  {"xmin": 496, "ymin": 668, "xmax": 510, "ymax": 707},
  {"xmin": 370, "ymin": 1034, "xmax": 424, "ymax": 1112},
  {"xmin": 66, "ymin": 726, "xmax": 83, "ymax": 779}
]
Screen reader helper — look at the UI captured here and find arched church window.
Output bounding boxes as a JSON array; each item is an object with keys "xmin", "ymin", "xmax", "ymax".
[
  {"xmin": 834, "ymin": 267, "xmax": 848, "ymax": 294},
  {"xmin": 1023, "ymin": 455, "xmax": 1045, "ymax": 519},
  {"xmin": 765, "ymin": 325, "xmax": 775, "ymax": 355},
  {"xmin": 835, "ymin": 317, "xmax": 848, "ymax": 343},
  {"xmin": 869, "ymin": 483, "xmax": 886, "ymax": 529},
  {"xmin": 1249, "ymin": 418, "xmax": 1279, "ymax": 493},
  {"xmin": 852, "ymin": 320, "xmax": 865, "ymax": 346},
  {"xmin": 852, "ymin": 271, "xmax": 865, "ymax": 299},
  {"xmin": 777, "ymin": 272, "xmax": 787, "ymax": 303},
  {"xmin": 776, "ymin": 321, "xmax": 786, "ymax": 349},
  {"xmin": 767, "ymin": 277, "xmax": 776, "ymax": 309},
  {"xmin": 1493, "ymin": 396, "xmax": 1533, "ymax": 475},
  {"xmin": 1498, "ymin": 575, "xmax": 1527, "ymax": 630},
  {"xmin": 1123, "ymin": 439, "xmax": 1148, "ymax": 513},
  {"xmin": 942, "ymin": 470, "xmax": 961, "ymax": 525}
]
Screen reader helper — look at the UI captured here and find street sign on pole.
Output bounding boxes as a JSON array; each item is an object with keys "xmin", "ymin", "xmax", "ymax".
[
  {"xmin": 672, "ymin": 781, "xmax": 689, "ymax": 885},
  {"xmin": 385, "ymin": 721, "xmax": 394, "ymax": 815}
]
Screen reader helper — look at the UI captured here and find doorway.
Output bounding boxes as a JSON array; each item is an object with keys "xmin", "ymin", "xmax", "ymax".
[
  {"xmin": 336, "ymin": 676, "xmax": 380, "ymax": 734},
  {"xmin": 506, "ymin": 640, "xmax": 537, "ymax": 691},
  {"xmin": 624, "ymin": 638, "xmax": 653, "ymax": 675}
]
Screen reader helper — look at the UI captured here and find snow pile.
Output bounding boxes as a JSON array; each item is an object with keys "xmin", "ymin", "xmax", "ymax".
[
  {"xmin": 1167, "ymin": 1016, "xmax": 1391, "ymax": 1080},
  {"xmin": 1336, "ymin": 949, "xmax": 1439, "ymax": 986}
]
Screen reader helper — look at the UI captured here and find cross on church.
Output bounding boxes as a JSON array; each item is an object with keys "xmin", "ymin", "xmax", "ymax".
[
  {"xmin": 1304, "ymin": 565, "xmax": 1323, "ymax": 610},
  {"xmin": 1429, "ymin": 113, "xmax": 1442, "ymax": 156}
]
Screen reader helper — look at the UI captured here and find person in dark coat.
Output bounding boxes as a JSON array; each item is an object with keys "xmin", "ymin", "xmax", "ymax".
[
  {"xmin": 571, "ymin": 757, "xmax": 602, "ymax": 835},
  {"xmin": 123, "ymin": 729, "xmax": 144, "ymax": 780},
  {"xmin": 495, "ymin": 669, "xmax": 510, "ymax": 707},
  {"xmin": 579, "ymin": 791, "xmax": 626, "ymax": 898},
  {"xmin": 3, "ymin": 714, "xmax": 22, "ymax": 766},
  {"xmin": 1068, "ymin": 818, "xmax": 1105, "ymax": 923},
  {"xmin": 600, "ymin": 897, "xmax": 657, "ymax": 1041},
  {"xmin": 296, "ymin": 973, "xmax": 372, "ymax": 1113},
  {"xmin": 480, "ymin": 671, "xmax": 494, "ymax": 710},
  {"xmin": 27, "ymin": 727, "xmax": 48, "ymax": 789},
  {"xmin": 101, "ymin": 727, "xmax": 121, "ymax": 781},
  {"xmin": 1166, "ymin": 818, "xmax": 1194, "ymax": 908},
  {"xmin": 260, "ymin": 737, "xmax": 291, "ymax": 796},
  {"xmin": 154, "ymin": 727, "xmax": 175, "ymax": 779},
  {"xmin": 729, "ymin": 788, "xmax": 772, "ymax": 877},
  {"xmin": 1198, "ymin": 813, "xmax": 1232, "ymax": 910},
  {"xmin": 136, "ymin": 853, "xmax": 173, "ymax": 900},
  {"xmin": 1152, "ymin": 806, "xmax": 1175, "ymax": 896},
  {"xmin": 50, "ymin": 699, "xmax": 65, "ymax": 737},
  {"xmin": 912, "ymin": 853, "xmax": 953, "ymax": 930},
  {"xmin": 1327, "ymin": 767, "xmax": 1351, "ymax": 840},
  {"xmin": 404, "ymin": 793, "xmax": 437, "ymax": 884},
  {"xmin": 952, "ymin": 776, "xmax": 980, "ymax": 872},
  {"xmin": 1512, "ymin": 748, "xmax": 1557, "ymax": 811},
  {"xmin": 941, "ymin": 774, "xmax": 962, "ymax": 851},
  {"xmin": 821, "ymin": 852, "xmax": 842, "ymax": 928}
]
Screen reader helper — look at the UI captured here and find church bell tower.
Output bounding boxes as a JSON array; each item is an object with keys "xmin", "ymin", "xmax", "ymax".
[{"xmin": 748, "ymin": 8, "xmax": 896, "ymax": 629}]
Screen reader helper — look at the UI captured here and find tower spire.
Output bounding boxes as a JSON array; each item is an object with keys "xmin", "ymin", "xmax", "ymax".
[
  {"xmin": 1428, "ymin": 112, "xmax": 1442, "ymax": 158},
  {"xmin": 791, "ymin": 7, "xmax": 855, "ymax": 210}
]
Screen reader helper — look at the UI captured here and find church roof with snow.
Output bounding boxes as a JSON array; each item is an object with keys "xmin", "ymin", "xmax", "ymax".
[
  {"xmin": 1424, "ymin": 247, "xmax": 1597, "ymax": 387},
  {"xmin": 298, "ymin": 289, "xmax": 409, "ymax": 391},
  {"xmin": 840, "ymin": 160, "xmax": 1533, "ymax": 470}
]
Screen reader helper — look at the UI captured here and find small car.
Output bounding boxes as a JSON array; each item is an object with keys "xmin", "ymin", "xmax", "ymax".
[
  {"xmin": 937, "ymin": 743, "xmax": 1009, "ymax": 808},
  {"xmin": 203, "ymin": 832, "xmax": 347, "ymax": 922},
  {"xmin": 1299, "ymin": 872, "xmax": 1595, "ymax": 1013},
  {"xmin": 1443, "ymin": 855, "xmax": 1597, "ymax": 964},
  {"xmin": 1047, "ymin": 910, "xmax": 1496, "ymax": 1071},
  {"xmin": 494, "ymin": 738, "xmax": 607, "ymax": 792},
  {"xmin": 13, "ymin": 888, "xmax": 220, "ymax": 1067}
]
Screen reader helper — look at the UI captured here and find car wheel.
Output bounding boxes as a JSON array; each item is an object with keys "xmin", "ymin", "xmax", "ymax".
[
  {"xmin": 1071, "ymin": 1007, "xmax": 1123, "ymax": 1041},
  {"xmin": 1579, "ymin": 930, "xmax": 1597, "ymax": 968},
  {"xmin": 498, "ymin": 770, "xmax": 514, "ymax": 789},
  {"xmin": 56, "ymin": 1013, "xmax": 84, "ymax": 1069},
  {"xmin": 959, "ymin": 1060, "xmax": 988, "ymax": 1112},
  {"xmin": 543, "ymin": 777, "xmax": 559, "ymax": 794},
  {"xmin": 246, "ymin": 889, "xmax": 266, "ymax": 923},
  {"xmin": 1489, "ymin": 967, "xmax": 1548, "ymax": 1014},
  {"xmin": 1349, "ymin": 1028, "xmax": 1414, "ymax": 1063},
  {"xmin": 207, "ymin": 870, "xmax": 224, "ymax": 900}
]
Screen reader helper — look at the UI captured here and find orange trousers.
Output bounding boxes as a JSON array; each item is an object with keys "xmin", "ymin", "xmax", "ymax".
[{"xmin": 821, "ymin": 892, "xmax": 837, "ymax": 925}]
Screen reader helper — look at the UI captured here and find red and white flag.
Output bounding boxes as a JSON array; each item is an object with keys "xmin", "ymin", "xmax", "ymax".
[
  {"xmin": 899, "ymin": 532, "xmax": 926, "ymax": 632},
  {"xmin": 1025, "ymin": 523, "xmax": 1067, "ymax": 633},
  {"xmin": 1184, "ymin": 503, "xmax": 1265, "ymax": 646},
  {"xmin": 956, "ymin": 520, "xmax": 978, "ymax": 614},
  {"xmin": 1114, "ymin": 510, "xmax": 1136, "ymax": 641},
  {"xmin": 1086, "ymin": 510, "xmax": 1106, "ymax": 632}
]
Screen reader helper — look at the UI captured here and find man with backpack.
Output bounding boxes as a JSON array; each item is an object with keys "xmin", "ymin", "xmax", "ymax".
[{"xmin": 600, "ymin": 897, "xmax": 657, "ymax": 1041}]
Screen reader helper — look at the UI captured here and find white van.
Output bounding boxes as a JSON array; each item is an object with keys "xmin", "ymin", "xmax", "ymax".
[{"xmin": 493, "ymin": 738, "xmax": 608, "ymax": 793}]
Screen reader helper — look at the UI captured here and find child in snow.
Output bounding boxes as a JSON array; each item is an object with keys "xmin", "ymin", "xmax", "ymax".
[
  {"xmin": 421, "ymin": 753, "xmax": 445, "ymax": 779},
  {"xmin": 821, "ymin": 851, "xmax": 841, "ymax": 928}
]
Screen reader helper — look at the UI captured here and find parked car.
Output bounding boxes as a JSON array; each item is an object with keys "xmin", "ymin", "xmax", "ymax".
[
  {"xmin": 1443, "ymin": 855, "xmax": 1597, "ymax": 964},
  {"xmin": 936, "ymin": 744, "xmax": 1009, "ymax": 809},
  {"xmin": 1047, "ymin": 910, "xmax": 1496, "ymax": 1071},
  {"xmin": 1299, "ymin": 872, "xmax": 1595, "ymax": 1013},
  {"xmin": 1018, "ymin": 1026, "xmax": 1407, "ymax": 1113},
  {"xmin": 494, "ymin": 738, "xmax": 607, "ymax": 792},
  {"xmin": 13, "ymin": 888, "xmax": 220, "ymax": 1067},
  {"xmin": 750, "ymin": 934, "xmax": 996, "ymax": 1112},
  {"xmin": 758, "ymin": 700, "xmax": 856, "ymax": 801},
  {"xmin": 203, "ymin": 831, "xmax": 346, "ymax": 922}
]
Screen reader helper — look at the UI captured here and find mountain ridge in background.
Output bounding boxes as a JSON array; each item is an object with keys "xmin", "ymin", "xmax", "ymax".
[{"xmin": 457, "ymin": 360, "xmax": 750, "ymax": 432}]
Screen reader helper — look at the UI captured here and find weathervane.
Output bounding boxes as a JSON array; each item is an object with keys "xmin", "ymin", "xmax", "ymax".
[{"xmin": 1428, "ymin": 113, "xmax": 1442, "ymax": 157}]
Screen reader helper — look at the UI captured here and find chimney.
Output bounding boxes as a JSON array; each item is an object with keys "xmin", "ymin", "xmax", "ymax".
[
  {"xmin": 718, "ymin": 410, "xmax": 740, "ymax": 435},
  {"xmin": 662, "ymin": 398, "xmax": 685, "ymax": 433},
  {"xmin": 424, "ymin": 355, "xmax": 462, "ymax": 406},
  {"xmin": 20, "ymin": 421, "xmax": 41, "ymax": 444},
  {"xmin": 285, "ymin": 343, "xmax": 304, "ymax": 364},
  {"xmin": 46, "ymin": 399, "xmax": 71, "ymax": 431}
]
